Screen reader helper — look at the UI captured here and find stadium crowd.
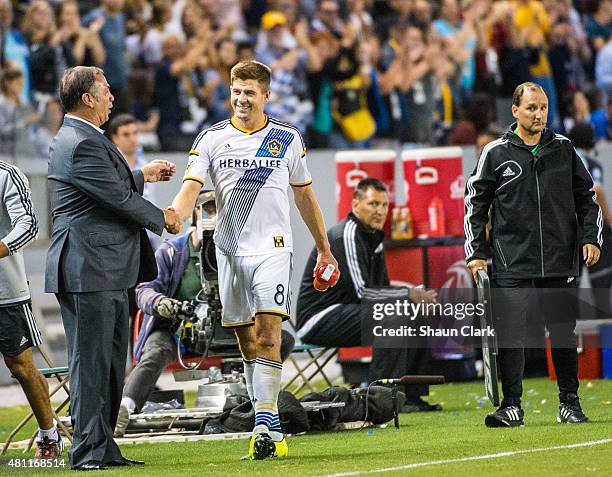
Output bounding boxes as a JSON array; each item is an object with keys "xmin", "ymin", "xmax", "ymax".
[{"xmin": 1, "ymin": 0, "xmax": 612, "ymax": 156}]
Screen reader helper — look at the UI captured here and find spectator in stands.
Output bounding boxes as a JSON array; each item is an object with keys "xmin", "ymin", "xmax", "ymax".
[
  {"xmin": 153, "ymin": 34, "xmax": 207, "ymax": 151},
  {"xmin": 201, "ymin": 37, "xmax": 237, "ymax": 126},
  {"xmin": 329, "ymin": 24, "xmax": 377, "ymax": 148},
  {"xmin": 296, "ymin": 178, "xmax": 441, "ymax": 412},
  {"xmin": 122, "ymin": 0, "xmax": 152, "ymax": 37},
  {"xmin": 347, "ymin": 0, "xmax": 374, "ymax": 33},
  {"xmin": 237, "ymin": 39, "xmax": 256, "ymax": 61},
  {"xmin": 412, "ymin": 0, "xmax": 433, "ymax": 28},
  {"xmin": 396, "ymin": 24, "xmax": 437, "ymax": 144},
  {"xmin": 546, "ymin": 0, "xmax": 591, "ymax": 64},
  {"xmin": 509, "ymin": 0, "xmax": 560, "ymax": 129},
  {"xmin": 205, "ymin": 0, "xmax": 245, "ymax": 33},
  {"xmin": 375, "ymin": 0, "xmax": 414, "ymax": 31},
  {"xmin": 433, "ymin": 0, "xmax": 478, "ymax": 99},
  {"xmin": 585, "ymin": 86, "xmax": 610, "ymax": 139},
  {"xmin": 471, "ymin": 0, "xmax": 503, "ymax": 96},
  {"xmin": 562, "ymin": 89, "xmax": 609, "ymax": 137},
  {"xmin": 126, "ymin": 0, "xmax": 178, "ymax": 68},
  {"xmin": 256, "ymin": 11, "xmax": 318, "ymax": 134},
  {"xmin": 126, "ymin": 70, "xmax": 160, "ymax": 149},
  {"xmin": 83, "ymin": 0, "xmax": 129, "ymax": 113},
  {"xmin": 585, "ymin": 0, "xmax": 612, "ymax": 52},
  {"xmin": 0, "ymin": 67, "xmax": 38, "ymax": 158},
  {"xmin": 595, "ymin": 36, "xmax": 612, "ymax": 100},
  {"xmin": 548, "ymin": 21, "xmax": 588, "ymax": 122},
  {"xmin": 362, "ymin": 32, "xmax": 392, "ymax": 138},
  {"xmin": 430, "ymin": 35, "xmax": 457, "ymax": 144},
  {"xmin": 181, "ymin": 0, "xmax": 205, "ymax": 41},
  {"xmin": 21, "ymin": 1, "xmax": 74, "ymax": 103},
  {"xmin": 548, "ymin": 0, "xmax": 588, "ymax": 43},
  {"xmin": 271, "ymin": 0, "xmax": 301, "ymax": 30},
  {"xmin": 306, "ymin": 30, "xmax": 341, "ymax": 147},
  {"xmin": 375, "ymin": 20, "xmax": 406, "ymax": 137},
  {"xmin": 496, "ymin": 7, "xmax": 538, "ymax": 106},
  {"xmin": 57, "ymin": 0, "xmax": 106, "ymax": 68},
  {"xmin": 307, "ymin": 21, "xmax": 377, "ymax": 148},
  {"xmin": 0, "ymin": 0, "xmax": 31, "ymax": 103},
  {"xmin": 311, "ymin": 0, "xmax": 344, "ymax": 36}
]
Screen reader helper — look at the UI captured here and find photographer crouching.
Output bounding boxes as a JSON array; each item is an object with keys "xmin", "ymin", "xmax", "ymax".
[{"xmin": 114, "ymin": 190, "xmax": 294, "ymax": 437}]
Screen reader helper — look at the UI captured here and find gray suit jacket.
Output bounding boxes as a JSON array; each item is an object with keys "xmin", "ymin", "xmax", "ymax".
[{"xmin": 45, "ymin": 117, "xmax": 165, "ymax": 293}]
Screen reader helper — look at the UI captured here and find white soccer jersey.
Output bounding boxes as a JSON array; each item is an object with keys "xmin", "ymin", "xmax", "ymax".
[{"xmin": 184, "ymin": 116, "xmax": 312, "ymax": 256}]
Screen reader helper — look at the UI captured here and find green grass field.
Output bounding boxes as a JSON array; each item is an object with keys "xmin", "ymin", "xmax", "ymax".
[{"xmin": 0, "ymin": 377, "xmax": 610, "ymax": 476}]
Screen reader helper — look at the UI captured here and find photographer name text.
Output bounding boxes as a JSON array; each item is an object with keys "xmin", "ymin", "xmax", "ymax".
[{"xmin": 372, "ymin": 324, "xmax": 495, "ymax": 337}]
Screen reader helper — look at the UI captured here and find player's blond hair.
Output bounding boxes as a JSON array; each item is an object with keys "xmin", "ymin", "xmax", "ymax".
[{"xmin": 230, "ymin": 61, "xmax": 271, "ymax": 92}]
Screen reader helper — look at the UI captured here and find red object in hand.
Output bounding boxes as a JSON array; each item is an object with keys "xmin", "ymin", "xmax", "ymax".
[{"xmin": 313, "ymin": 263, "xmax": 340, "ymax": 292}]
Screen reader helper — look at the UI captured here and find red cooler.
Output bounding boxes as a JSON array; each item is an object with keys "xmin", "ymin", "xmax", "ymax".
[
  {"xmin": 402, "ymin": 147, "xmax": 464, "ymax": 237},
  {"xmin": 335, "ymin": 150, "xmax": 396, "ymax": 234}
]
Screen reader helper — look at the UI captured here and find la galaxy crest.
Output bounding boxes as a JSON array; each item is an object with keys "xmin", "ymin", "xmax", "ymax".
[
  {"xmin": 267, "ymin": 138, "xmax": 283, "ymax": 157},
  {"xmin": 255, "ymin": 128, "xmax": 295, "ymax": 158}
]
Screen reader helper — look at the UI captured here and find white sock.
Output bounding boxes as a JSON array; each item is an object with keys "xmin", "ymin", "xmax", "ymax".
[
  {"xmin": 121, "ymin": 397, "xmax": 136, "ymax": 414},
  {"xmin": 253, "ymin": 357, "xmax": 283, "ymax": 441},
  {"xmin": 243, "ymin": 358, "xmax": 256, "ymax": 402}
]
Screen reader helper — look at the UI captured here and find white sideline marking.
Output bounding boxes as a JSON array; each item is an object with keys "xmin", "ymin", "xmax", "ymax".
[{"xmin": 316, "ymin": 438, "xmax": 612, "ymax": 477}]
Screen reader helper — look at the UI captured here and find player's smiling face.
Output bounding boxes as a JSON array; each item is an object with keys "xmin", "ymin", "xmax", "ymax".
[{"xmin": 230, "ymin": 79, "xmax": 270, "ymax": 129}]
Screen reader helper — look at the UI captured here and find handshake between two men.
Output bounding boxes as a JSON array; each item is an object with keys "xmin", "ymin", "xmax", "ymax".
[{"xmin": 138, "ymin": 159, "xmax": 182, "ymax": 234}]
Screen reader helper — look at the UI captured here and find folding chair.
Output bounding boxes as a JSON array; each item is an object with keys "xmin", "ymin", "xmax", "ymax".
[
  {"xmin": 1, "ymin": 361, "xmax": 73, "ymax": 455},
  {"xmin": 283, "ymin": 344, "xmax": 338, "ymax": 395}
]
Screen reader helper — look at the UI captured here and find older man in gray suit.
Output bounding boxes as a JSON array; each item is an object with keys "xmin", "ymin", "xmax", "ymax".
[{"xmin": 45, "ymin": 66, "xmax": 181, "ymax": 470}]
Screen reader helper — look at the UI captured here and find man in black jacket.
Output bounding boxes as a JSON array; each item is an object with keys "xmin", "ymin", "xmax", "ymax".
[
  {"xmin": 465, "ymin": 82, "xmax": 603, "ymax": 428},
  {"xmin": 296, "ymin": 178, "xmax": 439, "ymax": 411}
]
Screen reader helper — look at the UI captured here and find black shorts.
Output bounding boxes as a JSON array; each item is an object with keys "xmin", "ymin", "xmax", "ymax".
[{"xmin": 0, "ymin": 300, "xmax": 43, "ymax": 357}]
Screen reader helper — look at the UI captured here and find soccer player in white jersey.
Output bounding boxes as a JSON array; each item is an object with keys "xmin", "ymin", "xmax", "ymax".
[{"xmin": 170, "ymin": 61, "xmax": 338, "ymax": 460}]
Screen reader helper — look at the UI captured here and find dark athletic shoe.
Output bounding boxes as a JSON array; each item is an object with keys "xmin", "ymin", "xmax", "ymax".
[
  {"xmin": 558, "ymin": 394, "xmax": 589, "ymax": 424},
  {"xmin": 485, "ymin": 405, "xmax": 524, "ymax": 427}
]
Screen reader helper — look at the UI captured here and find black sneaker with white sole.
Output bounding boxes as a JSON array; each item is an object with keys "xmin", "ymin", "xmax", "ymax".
[
  {"xmin": 558, "ymin": 394, "xmax": 589, "ymax": 424},
  {"xmin": 485, "ymin": 405, "xmax": 524, "ymax": 427}
]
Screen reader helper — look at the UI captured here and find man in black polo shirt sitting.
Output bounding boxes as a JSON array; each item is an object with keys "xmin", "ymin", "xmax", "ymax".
[{"xmin": 296, "ymin": 178, "xmax": 441, "ymax": 412}]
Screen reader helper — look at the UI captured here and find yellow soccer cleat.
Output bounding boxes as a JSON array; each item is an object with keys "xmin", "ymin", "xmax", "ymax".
[
  {"xmin": 248, "ymin": 433, "xmax": 276, "ymax": 460},
  {"xmin": 273, "ymin": 437, "xmax": 288, "ymax": 458}
]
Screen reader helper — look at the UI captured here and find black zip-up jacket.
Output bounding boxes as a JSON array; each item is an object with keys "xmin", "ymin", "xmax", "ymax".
[
  {"xmin": 464, "ymin": 124, "xmax": 603, "ymax": 279},
  {"xmin": 296, "ymin": 212, "xmax": 389, "ymax": 329}
]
